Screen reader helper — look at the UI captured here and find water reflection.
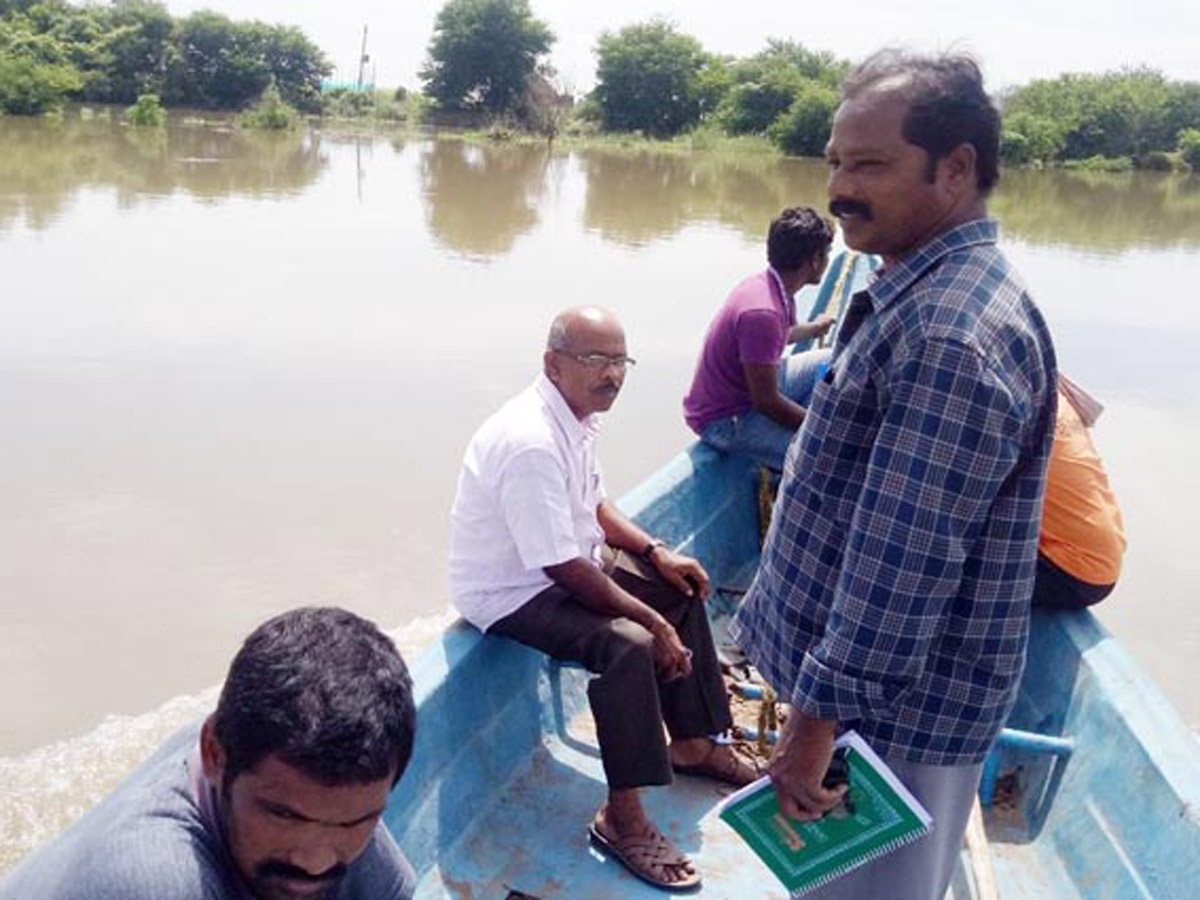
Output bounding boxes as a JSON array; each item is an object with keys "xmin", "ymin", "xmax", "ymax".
[
  {"xmin": 0, "ymin": 112, "xmax": 327, "ymax": 234},
  {"xmin": 418, "ymin": 139, "xmax": 550, "ymax": 259},
  {"xmin": 994, "ymin": 169, "xmax": 1200, "ymax": 254},
  {"xmin": 579, "ymin": 150, "xmax": 829, "ymax": 246},
  {"xmin": 575, "ymin": 151, "xmax": 1200, "ymax": 255},
  {"xmin": 7, "ymin": 116, "xmax": 1197, "ymax": 258}
]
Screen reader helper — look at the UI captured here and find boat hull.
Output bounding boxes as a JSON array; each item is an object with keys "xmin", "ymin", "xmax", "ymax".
[{"xmin": 385, "ymin": 443, "xmax": 1200, "ymax": 897}]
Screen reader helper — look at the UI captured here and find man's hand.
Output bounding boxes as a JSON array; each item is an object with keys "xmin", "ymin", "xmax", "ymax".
[
  {"xmin": 649, "ymin": 619, "xmax": 693, "ymax": 681},
  {"xmin": 789, "ymin": 313, "xmax": 836, "ymax": 344},
  {"xmin": 650, "ymin": 548, "xmax": 711, "ymax": 601},
  {"xmin": 768, "ymin": 712, "xmax": 846, "ymax": 821},
  {"xmin": 809, "ymin": 313, "xmax": 836, "ymax": 338}
]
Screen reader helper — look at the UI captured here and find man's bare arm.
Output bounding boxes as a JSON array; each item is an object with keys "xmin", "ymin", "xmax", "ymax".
[
  {"xmin": 597, "ymin": 501, "xmax": 710, "ymax": 600},
  {"xmin": 745, "ymin": 362, "xmax": 806, "ymax": 429},
  {"xmin": 787, "ymin": 313, "xmax": 836, "ymax": 345}
]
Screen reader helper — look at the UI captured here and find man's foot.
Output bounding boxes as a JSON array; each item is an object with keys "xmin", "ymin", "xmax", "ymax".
[
  {"xmin": 669, "ymin": 738, "xmax": 762, "ymax": 787},
  {"xmin": 590, "ymin": 807, "xmax": 700, "ymax": 892}
]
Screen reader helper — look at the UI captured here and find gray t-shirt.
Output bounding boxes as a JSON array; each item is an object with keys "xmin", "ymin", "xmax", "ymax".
[{"xmin": 0, "ymin": 724, "xmax": 416, "ymax": 900}]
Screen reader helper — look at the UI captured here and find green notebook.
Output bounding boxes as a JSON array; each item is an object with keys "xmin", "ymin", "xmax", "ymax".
[{"xmin": 717, "ymin": 731, "xmax": 932, "ymax": 897}]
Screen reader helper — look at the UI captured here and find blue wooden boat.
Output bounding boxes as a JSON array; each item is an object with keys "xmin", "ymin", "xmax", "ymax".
[{"xmin": 385, "ymin": 254, "xmax": 1200, "ymax": 898}]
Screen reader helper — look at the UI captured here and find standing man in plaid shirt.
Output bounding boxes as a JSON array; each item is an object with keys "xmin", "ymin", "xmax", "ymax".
[{"xmin": 731, "ymin": 51, "xmax": 1057, "ymax": 899}]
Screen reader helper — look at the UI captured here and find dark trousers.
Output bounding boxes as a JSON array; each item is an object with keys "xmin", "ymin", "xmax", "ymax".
[
  {"xmin": 1032, "ymin": 552, "xmax": 1115, "ymax": 610},
  {"xmin": 489, "ymin": 549, "xmax": 733, "ymax": 791}
]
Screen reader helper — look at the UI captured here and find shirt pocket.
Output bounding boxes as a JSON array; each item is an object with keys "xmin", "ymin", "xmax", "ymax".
[{"xmin": 799, "ymin": 356, "xmax": 879, "ymax": 524}]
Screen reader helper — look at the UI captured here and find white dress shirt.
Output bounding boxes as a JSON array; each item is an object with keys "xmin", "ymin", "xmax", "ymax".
[{"xmin": 449, "ymin": 373, "xmax": 607, "ymax": 631}]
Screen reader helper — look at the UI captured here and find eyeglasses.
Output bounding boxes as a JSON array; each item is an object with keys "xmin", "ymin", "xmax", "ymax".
[{"xmin": 556, "ymin": 351, "xmax": 637, "ymax": 371}]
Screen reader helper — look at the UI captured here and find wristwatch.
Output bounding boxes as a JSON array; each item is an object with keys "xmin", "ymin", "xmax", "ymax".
[{"xmin": 639, "ymin": 539, "xmax": 667, "ymax": 564}]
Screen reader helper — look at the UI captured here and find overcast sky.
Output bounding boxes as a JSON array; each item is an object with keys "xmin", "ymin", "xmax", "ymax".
[{"xmin": 165, "ymin": 0, "xmax": 1199, "ymax": 94}]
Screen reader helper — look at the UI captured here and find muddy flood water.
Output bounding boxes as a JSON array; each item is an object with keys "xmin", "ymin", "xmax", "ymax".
[{"xmin": 3, "ymin": 112, "xmax": 1199, "ymax": 871}]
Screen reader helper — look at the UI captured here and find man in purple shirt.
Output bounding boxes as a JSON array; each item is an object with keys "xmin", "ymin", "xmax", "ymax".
[{"xmin": 683, "ymin": 207, "xmax": 836, "ymax": 470}]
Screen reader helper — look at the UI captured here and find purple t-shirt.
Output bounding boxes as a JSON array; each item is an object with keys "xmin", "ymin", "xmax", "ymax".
[{"xmin": 683, "ymin": 269, "xmax": 794, "ymax": 433}]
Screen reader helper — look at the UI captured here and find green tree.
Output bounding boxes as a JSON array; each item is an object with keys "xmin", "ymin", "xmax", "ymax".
[
  {"xmin": 164, "ymin": 12, "xmax": 268, "ymax": 109},
  {"xmin": 257, "ymin": 23, "xmax": 328, "ymax": 113},
  {"xmin": 1000, "ymin": 130, "xmax": 1033, "ymax": 166},
  {"xmin": 1003, "ymin": 68, "xmax": 1196, "ymax": 163},
  {"xmin": 732, "ymin": 40, "xmax": 845, "ymax": 91},
  {"xmin": 163, "ymin": 12, "xmax": 327, "ymax": 111},
  {"xmin": 720, "ymin": 66, "xmax": 808, "ymax": 135},
  {"xmin": 767, "ymin": 79, "xmax": 838, "ymax": 156},
  {"xmin": 1, "ymin": 2, "xmax": 328, "ymax": 113},
  {"xmin": 1001, "ymin": 110, "xmax": 1066, "ymax": 164},
  {"xmin": 420, "ymin": 0, "xmax": 553, "ymax": 114},
  {"xmin": 1164, "ymin": 82, "xmax": 1200, "ymax": 148},
  {"xmin": 82, "ymin": 1, "xmax": 173, "ymax": 105},
  {"xmin": 592, "ymin": 20, "xmax": 711, "ymax": 137},
  {"xmin": 1178, "ymin": 129, "xmax": 1200, "ymax": 171},
  {"xmin": 0, "ymin": 53, "xmax": 81, "ymax": 114}
]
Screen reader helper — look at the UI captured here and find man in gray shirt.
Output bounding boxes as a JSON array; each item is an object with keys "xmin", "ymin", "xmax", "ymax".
[{"xmin": 0, "ymin": 607, "xmax": 418, "ymax": 900}]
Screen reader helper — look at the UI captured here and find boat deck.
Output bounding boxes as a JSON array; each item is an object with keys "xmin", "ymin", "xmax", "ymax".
[{"xmin": 414, "ymin": 695, "xmax": 1081, "ymax": 899}]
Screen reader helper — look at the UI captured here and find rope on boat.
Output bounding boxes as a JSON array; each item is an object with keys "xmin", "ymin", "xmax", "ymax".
[
  {"xmin": 756, "ymin": 683, "xmax": 778, "ymax": 758},
  {"xmin": 818, "ymin": 250, "xmax": 860, "ymax": 349}
]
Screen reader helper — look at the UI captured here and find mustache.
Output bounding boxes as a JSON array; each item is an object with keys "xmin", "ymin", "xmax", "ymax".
[
  {"xmin": 254, "ymin": 860, "xmax": 348, "ymax": 885},
  {"xmin": 829, "ymin": 198, "xmax": 873, "ymax": 220}
]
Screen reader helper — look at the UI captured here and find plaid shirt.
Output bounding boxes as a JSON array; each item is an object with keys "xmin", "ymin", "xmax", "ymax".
[{"xmin": 731, "ymin": 220, "xmax": 1057, "ymax": 765}]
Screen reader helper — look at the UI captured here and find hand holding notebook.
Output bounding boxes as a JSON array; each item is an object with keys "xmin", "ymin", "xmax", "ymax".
[{"xmin": 718, "ymin": 731, "xmax": 932, "ymax": 897}]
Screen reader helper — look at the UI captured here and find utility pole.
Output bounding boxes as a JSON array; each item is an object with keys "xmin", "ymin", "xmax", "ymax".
[{"xmin": 356, "ymin": 25, "xmax": 369, "ymax": 92}]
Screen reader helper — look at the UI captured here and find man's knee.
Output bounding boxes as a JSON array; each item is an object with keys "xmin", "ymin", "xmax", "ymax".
[{"xmin": 596, "ymin": 617, "xmax": 655, "ymax": 672}]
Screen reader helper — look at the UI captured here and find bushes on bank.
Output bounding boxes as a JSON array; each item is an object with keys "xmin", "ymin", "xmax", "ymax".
[
  {"xmin": 319, "ymin": 87, "xmax": 422, "ymax": 123},
  {"xmin": 0, "ymin": 55, "xmax": 81, "ymax": 115},
  {"xmin": 1179, "ymin": 129, "xmax": 1200, "ymax": 171},
  {"xmin": 767, "ymin": 80, "xmax": 838, "ymax": 157}
]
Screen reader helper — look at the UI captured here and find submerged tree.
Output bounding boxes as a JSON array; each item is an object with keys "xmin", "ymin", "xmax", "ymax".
[
  {"xmin": 239, "ymin": 79, "xmax": 301, "ymax": 130},
  {"xmin": 125, "ymin": 91, "xmax": 165, "ymax": 126},
  {"xmin": 420, "ymin": 0, "xmax": 554, "ymax": 115}
]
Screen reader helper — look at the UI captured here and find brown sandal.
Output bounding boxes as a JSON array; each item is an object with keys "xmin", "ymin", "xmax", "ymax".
[
  {"xmin": 672, "ymin": 742, "xmax": 762, "ymax": 787},
  {"xmin": 589, "ymin": 815, "xmax": 701, "ymax": 892}
]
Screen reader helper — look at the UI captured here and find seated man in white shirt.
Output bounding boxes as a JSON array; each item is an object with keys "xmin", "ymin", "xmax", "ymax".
[{"xmin": 450, "ymin": 306, "xmax": 756, "ymax": 893}]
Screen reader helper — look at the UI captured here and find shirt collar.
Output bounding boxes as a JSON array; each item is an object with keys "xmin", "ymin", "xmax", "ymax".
[
  {"xmin": 535, "ymin": 372, "xmax": 601, "ymax": 444},
  {"xmin": 865, "ymin": 219, "xmax": 999, "ymax": 313},
  {"xmin": 767, "ymin": 267, "xmax": 796, "ymax": 324}
]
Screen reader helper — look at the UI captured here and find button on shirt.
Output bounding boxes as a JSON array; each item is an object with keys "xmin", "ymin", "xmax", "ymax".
[
  {"xmin": 731, "ymin": 220, "xmax": 1057, "ymax": 765},
  {"xmin": 450, "ymin": 373, "xmax": 607, "ymax": 631}
]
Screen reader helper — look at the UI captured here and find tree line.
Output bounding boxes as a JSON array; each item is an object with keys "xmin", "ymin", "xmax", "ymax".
[
  {"xmin": 4, "ymin": 0, "xmax": 1199, "ymax": 171},
  {"xmin": 0, "ymin": 0, "xmax": 328, "ymax": 115},
  {"xmin": 419, "ymin": 0, "xmax": 1200, "ymax": 169},
  {"xmin": 1000, "ymin": 68, "xmax": 1200, "ymax": 170}
]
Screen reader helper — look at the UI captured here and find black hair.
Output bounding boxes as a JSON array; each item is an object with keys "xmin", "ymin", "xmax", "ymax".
[
  {"xmin": 841, "ymin": 50, "xmax": 1001, "ymax": 193},
  {"xmin": 766, "ymin": 206, "xmax": 834, "ymax": 272},
  {"xmin": 211, "ymin": 606, "xmax": 416, "ymax": 786}
]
